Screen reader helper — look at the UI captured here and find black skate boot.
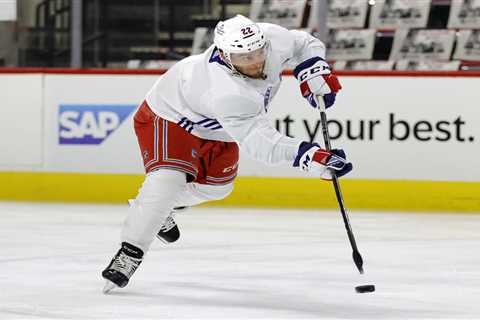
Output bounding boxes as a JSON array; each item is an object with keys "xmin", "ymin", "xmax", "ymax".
[
  {"xmin": 156, "ymin": 206, "xmax": 187, "ymax": 243},
  {"xmin": 102, "ymin": 242, "xmax": 143, "ymax": 293}
]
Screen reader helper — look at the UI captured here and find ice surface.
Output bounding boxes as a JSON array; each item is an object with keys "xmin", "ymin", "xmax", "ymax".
[{"xmin": 0, "ymin": 201, "xmax": 479, "ymax": 319}]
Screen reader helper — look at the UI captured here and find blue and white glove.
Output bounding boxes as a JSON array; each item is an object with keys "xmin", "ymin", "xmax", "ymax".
[
  {"xmin": 293, "ymin": 57, "xmax": 342, "ymax": 109},
  {"xmin": 293, "ymin": 142, "xmax": 352, "ymax": 180}
]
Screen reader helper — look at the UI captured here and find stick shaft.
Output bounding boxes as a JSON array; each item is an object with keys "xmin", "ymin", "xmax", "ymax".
[{"xmin": 318, "ymin": 101, "xmax": 364, "ymax": 274}]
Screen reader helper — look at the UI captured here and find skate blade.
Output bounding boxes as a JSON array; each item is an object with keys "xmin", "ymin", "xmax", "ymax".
[{"xmin": 102, "ymin": 280, "xmax": 118, "ymax": 294}]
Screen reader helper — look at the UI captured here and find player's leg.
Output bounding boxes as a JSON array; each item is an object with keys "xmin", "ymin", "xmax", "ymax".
[
  {"xmin": 102, "ymin": 169, "xmax": 186, "ymax": 292},
  {"xmin": 102, "ymin": 102, "xmax": 199, "ymax": 292},
  {"xmin": 121, "ymin": 169, "xmax": 187, "ymax": 249}
]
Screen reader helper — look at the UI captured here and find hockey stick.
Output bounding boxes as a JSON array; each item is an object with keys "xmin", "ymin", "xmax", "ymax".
[{"xmin": 317, "ymin": 97, "xmax": 364, "ymax": 274}]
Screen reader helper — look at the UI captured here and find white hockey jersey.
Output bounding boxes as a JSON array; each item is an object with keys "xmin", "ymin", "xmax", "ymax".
[{"xmin": 145, "ymin": 23, "xmax": 326, "ymax": 165}]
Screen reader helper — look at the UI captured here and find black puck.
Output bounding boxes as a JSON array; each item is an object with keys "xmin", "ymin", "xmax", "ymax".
[{"xmin": 355, "ymin": 285, "xmax": 375, "ymax": 293}]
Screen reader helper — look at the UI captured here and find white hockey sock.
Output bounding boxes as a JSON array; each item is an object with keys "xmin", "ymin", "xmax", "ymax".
[
  {"xmin": 173, "ymin": 182, "xmax": 234, "ymax": 208},
  {"xmin": 121, "ymin": 169, "xmax": 187, "ymax": 252}
]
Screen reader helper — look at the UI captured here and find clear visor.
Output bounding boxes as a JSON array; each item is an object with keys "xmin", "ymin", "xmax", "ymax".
[{"xmin": 230, "ymin": 44, "xmax": 267, "ymax": 67}]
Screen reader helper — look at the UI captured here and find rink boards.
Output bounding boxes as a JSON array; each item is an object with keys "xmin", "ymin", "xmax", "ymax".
[{"xmin": 1, "ymin": 69, "xmax": 479, "ymax": 212}]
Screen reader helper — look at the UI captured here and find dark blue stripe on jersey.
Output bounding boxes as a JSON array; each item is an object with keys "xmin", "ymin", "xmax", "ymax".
[
  {"xmin": 178, "ymin": 118, "xmax": 186, "ymax": 126},
  {"xmin": 196, "ymin": 118, "xmax": 215, "ymax": 125},
  {"xmin": 204, "ymin": 121, "xmax": 220, "ymax": 128}
]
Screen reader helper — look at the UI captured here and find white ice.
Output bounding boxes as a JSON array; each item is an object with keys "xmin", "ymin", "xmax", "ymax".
[{"xmin": 0, "ymin": 201, "xmax": 479, "ymax": 319}]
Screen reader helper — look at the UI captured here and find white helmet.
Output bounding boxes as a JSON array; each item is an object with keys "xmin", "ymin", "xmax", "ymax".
[{"xmin": 213, "ymin": 15, "xmax": 267, "ymax": 70}]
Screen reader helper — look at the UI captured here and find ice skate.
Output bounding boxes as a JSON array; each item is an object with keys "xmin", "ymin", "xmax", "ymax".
[
  {"xmin": 156, "ymin": 206, "xmax": 187, "ymax": 243},
  {"xmin": 101, "ymin": 242, "xmax": 143, "ymax": 293}
]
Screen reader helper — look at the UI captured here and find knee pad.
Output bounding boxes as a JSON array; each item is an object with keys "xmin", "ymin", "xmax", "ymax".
[{"xmin": 136, "ymin": 170, "xmax": 187, "ymax": 208}]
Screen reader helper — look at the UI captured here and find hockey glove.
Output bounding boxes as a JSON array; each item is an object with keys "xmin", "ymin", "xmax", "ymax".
[
  {"xmin": 293, "ymin": 57, "xmax": 342, "ymax": 109},
  {"xmin": 293, "ymin": 142, "xmax": 352, "ymax": 180}
]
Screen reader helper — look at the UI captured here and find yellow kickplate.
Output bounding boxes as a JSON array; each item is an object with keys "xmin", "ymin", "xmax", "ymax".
[{"xmin": 0, "ymin": 172, "xmax": 479, "ymax": 212}]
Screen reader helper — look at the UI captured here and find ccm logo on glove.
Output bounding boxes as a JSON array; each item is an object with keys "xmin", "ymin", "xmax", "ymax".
[{"xmin": 297, "ymin": 64, "xmax": 330, "ymax": 82}]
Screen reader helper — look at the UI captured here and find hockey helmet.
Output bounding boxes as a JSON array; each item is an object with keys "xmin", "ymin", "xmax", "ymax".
[{"xmin": 213, "ymin": 15, "xmax": 268, "ymax": 69}]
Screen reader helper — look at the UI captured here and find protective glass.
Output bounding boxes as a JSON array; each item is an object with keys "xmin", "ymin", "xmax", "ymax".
[{"xmin": 230, "ymin": 44, "xmax": 267, "ymax": 67}]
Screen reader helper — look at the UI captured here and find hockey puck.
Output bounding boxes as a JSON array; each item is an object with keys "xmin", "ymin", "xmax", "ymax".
[{"xmin": 355, "ymin": 285, "xmax": 375, "ymax": 293}]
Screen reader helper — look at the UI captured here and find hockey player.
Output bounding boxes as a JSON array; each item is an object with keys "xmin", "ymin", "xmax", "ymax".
[{"xmin": 101, "ymin": 15, "xmax": 352, "ymax": 293}]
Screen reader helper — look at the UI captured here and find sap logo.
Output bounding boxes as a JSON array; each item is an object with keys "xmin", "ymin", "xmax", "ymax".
[{"xmin": 59, "ymin": 104, "xmax": 136, "ymax": 145}]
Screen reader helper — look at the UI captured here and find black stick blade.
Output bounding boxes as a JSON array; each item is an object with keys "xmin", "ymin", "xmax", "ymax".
[
  {"xmin": 353, "ymin": 249, "xmax": 364, "ymax": 274},
  {"xmin": 355, "ymin": 284, "xmax": 375, "ymax": 293}
]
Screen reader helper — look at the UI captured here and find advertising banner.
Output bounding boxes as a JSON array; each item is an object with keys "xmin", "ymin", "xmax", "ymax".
[
  {"xmin": 448, "ymin": 0, "xmax": 480, "ymax": 28},
  {"xmin": 369, "ymin": 0, "xmax": 431, "ymax": 29},
  {"xmin": 1, "ymin": 73, "xmax": 474, "ymax": 182},
  {"xmin": 327, "ymin": 0, "xmax": 368, "ymax": 29},
  {"xmin": 389, "ymin": 29, "xmax": 456, "ymax": 61},
  {"xmin": 242, "ymin": 76, "xmax": 480, "ymax": 181},
  {"xmin": 333, "ymin": 60, "xmax": 395, "ymax": 70},
  {"xmin": 395, "ymin": 60, "xmax": 460, "ymax": 71},
  {"xmin": 453, "ymin": 29, "xmax": 480, "ymax": 61},
  {"xmin": 326, "ymin": 29, "xmax": 376, "ymax": 60},
  {"xmin": 250, "ymin": 0, "xmax": 308, "ymax": 29}
]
